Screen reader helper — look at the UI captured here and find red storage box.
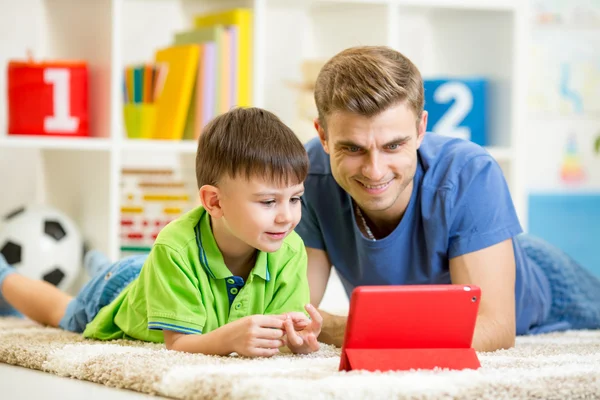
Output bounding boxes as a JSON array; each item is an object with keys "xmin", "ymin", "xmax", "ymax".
[{"xmin": 7, "ymin": 60, "xmax": 89, "ymax": 137}]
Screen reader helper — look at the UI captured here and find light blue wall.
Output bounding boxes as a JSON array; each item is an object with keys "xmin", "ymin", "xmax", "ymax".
[{"xmin": 528, "ymin": 194, "xmax": 600, "ymax": 277}]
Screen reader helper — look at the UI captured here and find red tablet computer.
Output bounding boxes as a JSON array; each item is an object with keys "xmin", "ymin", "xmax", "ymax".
[{"xmin": 339, "ymin": 285, "xmax": 481, "ymax": 372}]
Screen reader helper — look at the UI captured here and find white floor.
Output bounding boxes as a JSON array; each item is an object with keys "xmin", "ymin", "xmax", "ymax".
[
  {"xmin": 0, "ymin": 272, "xmax": 349, "ymax": 399},
  {"xmin": 0, "ymin": 363, "xmax": 156, "ymax": 399}
]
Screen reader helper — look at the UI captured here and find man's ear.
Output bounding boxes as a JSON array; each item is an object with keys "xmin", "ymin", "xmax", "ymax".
[
  {"xmin": 314, "ymin": 118, "xmax": 330, "ymax": 154},
  {"xmin": 199, "ymin": 185, "xmax": 223, "ymax": 218},
  {"xmin": 416, "ymin": 110, "xmax": 428, "ymax": 149}
]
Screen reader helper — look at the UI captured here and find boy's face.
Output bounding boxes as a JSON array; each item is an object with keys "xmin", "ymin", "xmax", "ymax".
[{"xmin": 212, "ymin": 176, "xmax": 305, "ymax": 253}]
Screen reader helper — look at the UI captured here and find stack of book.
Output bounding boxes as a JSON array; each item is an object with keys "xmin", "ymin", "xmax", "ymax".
[{"xmin": 124, "ymin": 8, "xmax": 252, "ymax": 141}]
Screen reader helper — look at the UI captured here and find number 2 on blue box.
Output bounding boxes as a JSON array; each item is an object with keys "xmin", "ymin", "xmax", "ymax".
[{"xmin": 424, "ymin": 79, "xmax": 487, "ymax": 146}]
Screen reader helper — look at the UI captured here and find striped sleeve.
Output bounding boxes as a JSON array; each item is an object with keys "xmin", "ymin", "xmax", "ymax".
[{"xmin": 143, "ymin": 244, "xmax": 206, "ymax": 335}]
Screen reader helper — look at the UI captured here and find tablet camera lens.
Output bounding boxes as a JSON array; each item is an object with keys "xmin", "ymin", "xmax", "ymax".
[{"xmin": 472, "ymin": 296, "xmax": 477, "ymax": 302}]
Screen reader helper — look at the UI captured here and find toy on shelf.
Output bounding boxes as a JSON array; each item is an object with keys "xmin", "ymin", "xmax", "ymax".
[
  {"xmin": 0, "ymin": 205, "xmax": 83, "ymax": 291},
  {"xmin": 424, "ymin": 78, "xmax": 488, "ymax": 146},
  {"xmin": 560, "ymin": 134, "xmax": 586, "ymax": 184},
  {"xmin": 119, "ymin": 168, "xmax": 196, "ymax": 256},
  {"xmin": 7, "ymin": 54, "xmax": 89, "ymax": 137}
]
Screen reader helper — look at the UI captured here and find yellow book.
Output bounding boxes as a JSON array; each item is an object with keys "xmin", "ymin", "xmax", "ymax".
[
  {"xmin": 195, "ymin": 8, "xmax": 252, "ymax": 107},
  {"xmin": 153, "ymin": 45, "xmax": 200, "ymax": 140},
  {"xmin": 175, "ymin": 26, "xmax": 224, "ymax": 138},
  {"xmin": 220, "ymin": 28, "xmax": 232, "ymax": 113}
]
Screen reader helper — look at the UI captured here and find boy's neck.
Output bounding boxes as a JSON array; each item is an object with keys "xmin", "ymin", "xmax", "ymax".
[{"xmin": 209, "ymin": 216, "xmax": 257, "ymax": 280}]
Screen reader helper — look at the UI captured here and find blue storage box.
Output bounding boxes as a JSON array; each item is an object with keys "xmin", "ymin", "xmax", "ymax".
[{"xmin": 424, "ymin": 78, "xmax": 488, "ymax": 146}]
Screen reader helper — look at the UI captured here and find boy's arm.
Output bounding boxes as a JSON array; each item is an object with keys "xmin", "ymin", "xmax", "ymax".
[
  {"xmin": 163, "ymin": 315, "xmax": 286, "ymax": 357},
  {"xmin": 143, "ymin": 245, "xmax": 207, "ymax": 335}
]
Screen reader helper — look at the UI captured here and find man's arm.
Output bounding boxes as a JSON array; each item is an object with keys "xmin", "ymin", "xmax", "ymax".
[
  {"xmin": 449, "ymin": 238, "xmax": 516, "ymax": 352},
  {"xmin": 307, "ymin": 247, "xmax": 347, "ymax": 347}
]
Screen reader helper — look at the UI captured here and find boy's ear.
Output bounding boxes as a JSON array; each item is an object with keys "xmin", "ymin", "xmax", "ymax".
[{"xmin": 199, "ymin": 185, "xmax": 223, "ymax": 218}]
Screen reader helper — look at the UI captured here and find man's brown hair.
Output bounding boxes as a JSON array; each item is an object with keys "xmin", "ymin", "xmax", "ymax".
[
  {"xmin": 196, "ymin": 107, "xmax": 308, "ymax": 188},
  {"xmin": 314, "ymin": 46, "xmax": 424, "ymax": 130}
]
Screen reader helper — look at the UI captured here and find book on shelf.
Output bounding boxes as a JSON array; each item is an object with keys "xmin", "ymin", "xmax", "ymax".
[
  {"xmin": 122, "ymin": 8, "xmax": 253, "ymax": 142},
  {"xmin": 153, "ymin": 45, "xmax": 200, "ymax": 140},
  {"xmin": 195, "ymin": 8, "xmax": 252, "ymax": 108},
  {"xmin": 174, "ymin": 26, "xmax": 224, "ymax": 140}
]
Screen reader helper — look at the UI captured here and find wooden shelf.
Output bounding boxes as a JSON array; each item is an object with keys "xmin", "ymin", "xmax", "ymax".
[
  {"xmin": 393, "ymin": 0, "xmax": 518, "ymax": 10},
  {"xmin": 120, "ymin": 139, "xmax": 197, "ymax": 154},
  {"xmin": 0, "ymin": 136, "xmax": 112, "ymax": 151}
]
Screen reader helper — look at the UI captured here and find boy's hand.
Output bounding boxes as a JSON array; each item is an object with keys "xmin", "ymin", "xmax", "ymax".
[
  {"xmin": 224, "ymin": 315, "xmax": 286, "ymax": 357},
  {"xmin": 282, "ymin": 304, "xmax": 323, "ymax": 354}
]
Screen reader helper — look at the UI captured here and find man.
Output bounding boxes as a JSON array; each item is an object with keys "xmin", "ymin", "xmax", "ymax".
[{"xmin": 296, "ymin": 46, "xmax": 600, "ymax": 352}]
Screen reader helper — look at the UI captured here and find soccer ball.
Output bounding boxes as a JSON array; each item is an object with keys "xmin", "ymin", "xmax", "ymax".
[{"xmin": 0, "ymin": 205, "xmax": 83, "ymax": 291}]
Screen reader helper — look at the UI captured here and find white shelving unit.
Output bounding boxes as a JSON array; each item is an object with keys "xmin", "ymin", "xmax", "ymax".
[{"xmin": 0, "ymin": 0, "xmax": 527, "ymax": 261}]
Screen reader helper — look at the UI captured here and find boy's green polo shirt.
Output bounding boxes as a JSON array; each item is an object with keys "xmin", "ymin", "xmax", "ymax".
[{"xmin": 83, "ymin": 206, "xmax": 310, "ymax": 342}]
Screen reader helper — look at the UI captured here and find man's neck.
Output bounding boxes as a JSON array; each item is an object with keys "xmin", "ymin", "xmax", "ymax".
[{"xmin": 358, "ymin": 180, "xmax": 413, "ymax": 239}]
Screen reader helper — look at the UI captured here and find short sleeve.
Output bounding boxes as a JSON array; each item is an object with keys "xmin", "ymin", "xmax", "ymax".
[
  {"xmin": 143, "ymin": 244, "xmax": 206, "ymax": 334},
  {"xmin": 264, "ymin": 245, "xmax": 310, "ymax": 316},
  {"xmin": 295, "ymin": 192, "xmax": 326, "ymax": 250},
  {"xmin": 448, "ymin": 155, "xmax": 523, "ymax": 258}
]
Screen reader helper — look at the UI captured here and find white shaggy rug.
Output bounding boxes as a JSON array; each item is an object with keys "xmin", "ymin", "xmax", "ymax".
[{"xmin": 0, "ymin": 317, "xmax": 599, "ymax": 399}]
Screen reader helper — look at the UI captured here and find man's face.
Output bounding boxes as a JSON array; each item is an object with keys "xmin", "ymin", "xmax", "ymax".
[
  {"xmin": 215, "ymin": 176, "xmax": 305, "ymax": 253},
  {"xmin": 317, "ymin": 102, "xmax": 427, "ymax": 216}
]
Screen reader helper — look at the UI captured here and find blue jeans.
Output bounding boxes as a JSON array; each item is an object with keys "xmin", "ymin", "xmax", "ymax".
[
  {"xmin": 519, "ymin": 234, "xmax": 600, "ymax": 333},
  {"xmin": 58, "ymin": 251, "xmax": 148, "ymax": 333}
]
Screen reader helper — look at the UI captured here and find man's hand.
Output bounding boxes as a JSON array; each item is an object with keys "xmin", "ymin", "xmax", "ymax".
[
  {"xmin": 281, "ymin": 304, "xmax": 323, "ymax": 354},
  {"xmin": 222, "ymin": 315, "xmax": 286, "ymax": 357}
]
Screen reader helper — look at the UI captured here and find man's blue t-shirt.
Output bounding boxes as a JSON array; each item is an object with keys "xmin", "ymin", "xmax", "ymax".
[{"xmin": 296, "ymin": 134, "xmax": 552, "ymax": 335}]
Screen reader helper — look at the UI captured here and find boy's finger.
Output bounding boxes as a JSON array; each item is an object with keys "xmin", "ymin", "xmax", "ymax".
[
  {"xmin": 305, "ymin": 304, "xmax": 323, "ymax": 326},
  {"xmin": 254, "ymin": 339, "xmax": 284, "ymax": 349},
  {"xmin": 285, "ymin": 319, "xmax": 303, "ymax": 347},
  {"xmin": 256, "ymin": 315, "xmax": 286, "ymax": 328},
  {"xmin": 268, "ymin": 314, "xmax": 290, "ymax": 320},
  {"xmin": 257, "ymin": 327, "xmax": 285, "ymax": 340},
  {"xmin": 293, "ymin": 322, "xmax": 310, "ymax": 331},
  {"xmin": 250, "ymin": 347, "xmax": 280, "ymax": 358},
  {"xmin": 307, "ymin": 334, "xmax": 320, "ymax": 351},
  {"xmin": 285, "ymin": 311, "xmax": 309, "ymax": 321}
]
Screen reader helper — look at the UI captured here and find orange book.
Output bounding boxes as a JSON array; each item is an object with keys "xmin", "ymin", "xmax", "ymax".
[{"xmin": 143, "ymin": 64, "xmax": 153, "ymax": 103}]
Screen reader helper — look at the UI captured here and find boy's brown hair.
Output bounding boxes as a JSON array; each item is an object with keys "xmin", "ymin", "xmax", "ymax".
[
  {"xmin": 314, "ymin": 46, "xmax": 424, "ymax": 131},
  {"xmin": 196, "ymin": 107, "xmax": 308, "ymax": 188}
]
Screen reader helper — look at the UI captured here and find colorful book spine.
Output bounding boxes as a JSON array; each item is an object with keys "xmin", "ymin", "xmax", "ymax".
[{"xmin": 195, "ymin": 8, "xmax": 252, "ymax": 107}]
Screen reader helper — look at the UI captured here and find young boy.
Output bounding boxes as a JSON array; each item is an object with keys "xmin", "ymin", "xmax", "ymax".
[{"xmin": 0, "ymin": 107, "xmax": 322, "ymax": 357}]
